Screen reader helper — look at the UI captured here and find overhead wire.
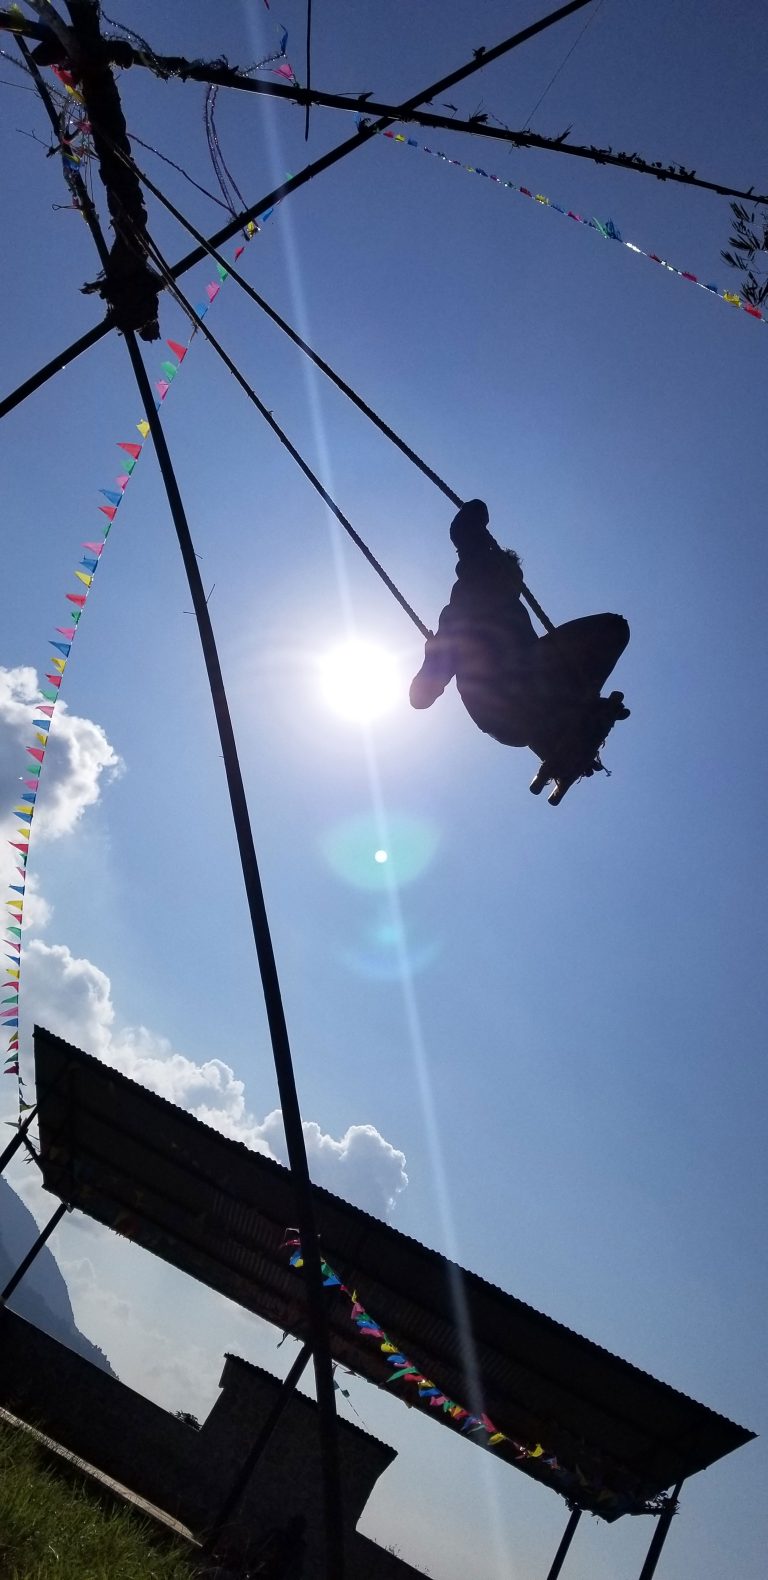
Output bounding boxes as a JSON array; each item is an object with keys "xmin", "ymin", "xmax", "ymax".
[
  {"xmin": 204, "ymin": 83, "xmax": 250, "ymax": 220},
  {"xmin": 523, "ymin": 0, "xmax": 607, "ymax": 127},
  {"xmin": 305, "ymin": 0, "xmax": 312, "ymax": 140},
  {"xmin": 128, "ymin": 128, "xmax": 233, "ymax": 211}
]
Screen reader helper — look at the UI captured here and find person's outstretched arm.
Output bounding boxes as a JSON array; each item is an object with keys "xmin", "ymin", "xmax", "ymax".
[{"xmin": 410, "ymin": 605, "xmax": 456, "ymax": 708}]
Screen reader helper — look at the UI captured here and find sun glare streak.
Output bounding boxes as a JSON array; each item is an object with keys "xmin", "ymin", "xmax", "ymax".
[
  {"xmin": 355, "ymin": 743, "xmax": 511, "ymax": 1578},
  {"xmin": 247, "ymin": 51, "xmax": 509, "ymax": 1569}
]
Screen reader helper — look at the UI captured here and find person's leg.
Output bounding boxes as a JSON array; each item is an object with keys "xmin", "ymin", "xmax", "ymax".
[{"xmin": 532, "ymin": 614, "xmax": 629, "ymax": 695}]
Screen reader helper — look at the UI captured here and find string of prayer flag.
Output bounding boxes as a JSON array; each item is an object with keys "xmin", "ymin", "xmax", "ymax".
[
  {"xmin": 2, "ymin": 208, "xmax": 283, "ymax": 1115},
  {"xmin": 378, "ymin": 127, "xmax": 767, "ymax": 334}
]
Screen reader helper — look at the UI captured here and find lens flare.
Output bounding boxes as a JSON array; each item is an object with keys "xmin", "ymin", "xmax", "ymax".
[{"xmin": 320, "ymin": 813, "xmax": 439, "ymax": 891}]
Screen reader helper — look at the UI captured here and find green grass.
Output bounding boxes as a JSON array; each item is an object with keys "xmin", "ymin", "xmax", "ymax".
[{"xmin": 0, "ymin": 1419, "xmax": 199, "ymax": 1579}]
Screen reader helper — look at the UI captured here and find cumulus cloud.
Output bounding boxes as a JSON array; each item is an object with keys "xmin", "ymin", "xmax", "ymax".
[
  {"xmin": 0, "ymin": 664, "xmax": 121, "ymax": 907},
  {"xmin": 20, "ymin": 939, "xmax": 408, "ymax": 1221}
]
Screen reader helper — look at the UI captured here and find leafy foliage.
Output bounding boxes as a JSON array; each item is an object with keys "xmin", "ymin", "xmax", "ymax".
[{"xmin": 721, "ymin": 200, "xmax": 768, "ymax": 307}]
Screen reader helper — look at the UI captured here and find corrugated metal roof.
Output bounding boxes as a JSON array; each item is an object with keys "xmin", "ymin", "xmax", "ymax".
[{"xmin": 33, "ymin": 1028, "xmax": 754, "ymax": 1521}]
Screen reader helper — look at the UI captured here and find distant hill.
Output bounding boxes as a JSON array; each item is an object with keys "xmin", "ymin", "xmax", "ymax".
[{"xmin": 0, "ymin": 1176, "xmax": 115, "ymax": 1376}]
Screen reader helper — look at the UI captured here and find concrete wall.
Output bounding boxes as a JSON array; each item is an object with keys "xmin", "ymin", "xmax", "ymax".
[
  {"xmin": 0, "ymin": 1308, "xmax": 427, "ymax": 1577},
  {"xmin": 0, "ymin": 1305, "xmax": 201, "ymax": 1523}
]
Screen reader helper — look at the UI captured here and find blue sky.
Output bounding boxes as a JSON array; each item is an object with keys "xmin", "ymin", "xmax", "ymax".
[{"xmin": 1, "ymin": 2, "xmax": 766, "ymax": 1576}]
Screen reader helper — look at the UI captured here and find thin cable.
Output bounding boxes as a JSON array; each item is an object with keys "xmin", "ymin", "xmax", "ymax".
[
  {"xmin": 204, "ymin": 83, "xmax": 249, "ymax": 219},
  {"xmin": 129, "ymin": 128, "xmax": 232, "ymax": 211},
  {"xmin": 142, "ymin": 226, "xmax": 432, "ymax": 638},
  {"xmin": 524, "ymin": 0, "xmax": 606, "ymax": 127},
  {"xmin": 304, "ymin": 0, "xmax": 312, "ymax": 140}
]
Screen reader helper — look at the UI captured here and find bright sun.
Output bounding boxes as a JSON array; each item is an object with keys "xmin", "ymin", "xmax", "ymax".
[{"xmin": 318, "ymin": 641, "xmax": 400, "ymax": 722}]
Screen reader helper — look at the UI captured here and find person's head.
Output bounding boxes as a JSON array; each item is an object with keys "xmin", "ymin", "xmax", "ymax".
[{"xmin": 450, "ymin": 498, "xmax": 493, "ymax": 559}]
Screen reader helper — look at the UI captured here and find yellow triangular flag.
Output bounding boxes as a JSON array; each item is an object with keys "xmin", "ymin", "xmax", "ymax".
[
  {"xmin": 35, "ymin": 733, "xmax": 48, "ymax": 748},
  {"xmin": 6, "ymin": 969, "xmax": 19, "ymax": 979},
  {"xmin": 74, "ymin": 572, "xmax": 93, "ymax": 587},
  {"xmin": 51, "ymin": 657, "xmax": 66, "ymax": 672},
  {"xmin": 136, "ymin": 419, "xmax": 150, "ymax": 438}
]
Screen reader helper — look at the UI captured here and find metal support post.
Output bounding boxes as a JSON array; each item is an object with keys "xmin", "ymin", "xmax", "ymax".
[
  {"xmin": 0, "ymin": 1200, "xmax": 68, "ymax": 1305},
  {"xmin": 0, "ymin": 1106, "xmax": 37, "ymax": 1176},
  {"xmin": 545, "ymin": 1506, "xmax": 582, "ymax": 1580},
  {"xmin": 636, "ymin": 1482, "xmax": 684, "ymax": 1580}
]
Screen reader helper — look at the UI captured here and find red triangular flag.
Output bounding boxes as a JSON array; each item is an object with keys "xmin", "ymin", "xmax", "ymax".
[
  {"xmin": 117, "ymin": 442, "xmax": 142, "ymax": 459},
  {"xmin": 66, "ymin": 594, "xmax": 86, "ymax": 607},
  {"xmin": 167, "ymin": 340, "xmax": 187, "ymax": 361},
  {"xmin": 99, "ymin": 505, "xmax": 117, "ymax": 521}
]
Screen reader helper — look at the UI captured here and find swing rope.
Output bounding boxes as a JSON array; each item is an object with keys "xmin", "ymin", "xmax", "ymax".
[
  {"xmin": 142, "ymin": 228, "xmax": 433, "ymax": 638},
  {"xmin": 118, "ymin": 143, "xmax": 556, "ymax": 636}
]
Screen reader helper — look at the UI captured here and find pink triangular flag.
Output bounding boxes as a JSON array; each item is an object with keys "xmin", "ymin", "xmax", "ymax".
[
  {"xmin": 206, "ymin": 283, "xmax": 220, "ymax": 302},
  {"xmin": 56, "ymin": 628, "xmax": 76, "ymax": 639},
  {"xmin": 116, "ymin": 476, "xmax": 130, "ymax": 491},
  {"xmin": 36, "ymin": 705, "xmax": 54, "ymax": 717},
  {"xmin": 81, "ymin": 542, "xmax": 104, "ymax": 555},
  {"xmin": 155, "ymin": 379, "xmax": 169, "ymax": 400}
]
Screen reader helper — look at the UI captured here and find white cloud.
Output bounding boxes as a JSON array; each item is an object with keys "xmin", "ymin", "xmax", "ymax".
[
  {"xmin": 19, "ymin": 939, "xmax": 408, "ymax": 1222},
  {"xmin": 23, "ymin": 939, "xmax": 114, "ymax": 1056},
  {"xmin": 0, "ymin": 664, "xmax": 121, "ymax": 907}
]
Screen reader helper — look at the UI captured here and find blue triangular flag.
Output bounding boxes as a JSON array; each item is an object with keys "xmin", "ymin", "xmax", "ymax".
[
  {"xmin": 10, "ymin": 885, "xmax": 25, "ymax": 894},
  {"xmin": 80, "ymin": 557, "xmax": 99, "ymax": 574},
  {"xmin": 100, "ymin": 489, "xmax": 122, "ymax": 506},
  {"xmin": 50, "ymin": 641, "xmax": 71, "ymax": 657}
]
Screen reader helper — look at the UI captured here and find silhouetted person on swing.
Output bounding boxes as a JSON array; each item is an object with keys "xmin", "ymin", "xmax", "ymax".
[{"xmin": 410, "ymin": 501, "xmax": 629, "ymax": 783}]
